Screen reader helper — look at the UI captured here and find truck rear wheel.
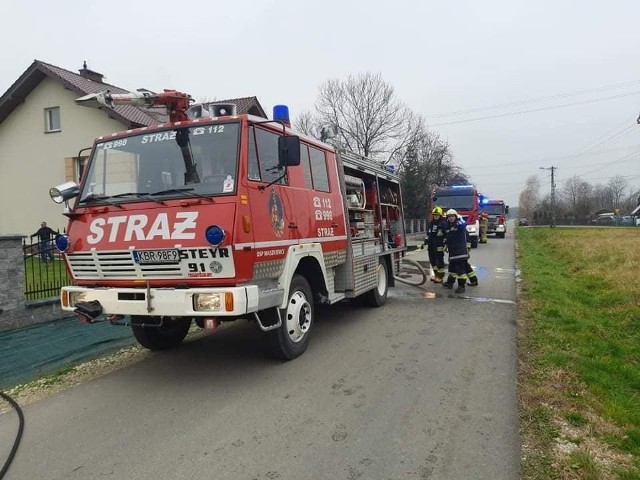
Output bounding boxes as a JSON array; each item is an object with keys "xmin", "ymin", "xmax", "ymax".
[
  {"xmin": 363, "ymin": 259, "xmax": 389, "ymax": 307},
  {"xmin": 131, "ymin": 316, "xmax": 191, "ymax": 350},
  {"xmin": 267, "ymin": 274, "xmax": 314, "ymax": 360}
]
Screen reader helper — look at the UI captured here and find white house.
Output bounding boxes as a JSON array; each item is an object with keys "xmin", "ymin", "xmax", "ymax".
[{"xmin": 0, "ymin": 60, "xmax": 266, "ymax": 236}]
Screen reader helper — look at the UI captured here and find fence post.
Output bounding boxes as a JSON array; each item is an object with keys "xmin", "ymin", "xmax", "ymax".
[{"xmin": 0, "ymin": 235, "xmax": 27, "ymax": 331}]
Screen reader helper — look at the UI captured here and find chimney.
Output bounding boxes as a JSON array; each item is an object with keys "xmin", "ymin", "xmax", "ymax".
[{"xmin": 78, "ymin": 61, "xmax": 104, "ymax": 83}]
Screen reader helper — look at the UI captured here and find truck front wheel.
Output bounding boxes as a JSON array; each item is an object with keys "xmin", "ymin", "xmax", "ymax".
[
  {"xmin": 267, "ymin": 274, "xmax": 314, "ymax": 360},
  {"xmin": 131, "ymin": 316, "xmax": 191, "ymax": 350}
]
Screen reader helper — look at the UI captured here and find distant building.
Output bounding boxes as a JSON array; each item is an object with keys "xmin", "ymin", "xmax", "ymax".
[{"xmin": 0, "ymin": 60, "xmax": 266, "ymax": 235}]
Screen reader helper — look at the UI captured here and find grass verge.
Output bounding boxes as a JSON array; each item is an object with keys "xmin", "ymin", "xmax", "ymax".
[{"xmin": 517, "ymin": 227, "xmax": 640, "ymax": 479}]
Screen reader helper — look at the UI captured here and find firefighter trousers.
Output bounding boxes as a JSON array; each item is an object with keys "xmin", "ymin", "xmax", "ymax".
[{"xmin": 427, "ymin": 246, "xmax": 446, "ymax": 279}]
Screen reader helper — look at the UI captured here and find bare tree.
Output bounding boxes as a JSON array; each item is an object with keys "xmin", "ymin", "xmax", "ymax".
[
  {"xmin": 314, "ymin": 72, "xmax": 412, "ymax": 159},
  {"xmin": 607, "ymin": 175, "xmax": 628, "ymax": 209},
  {"xmin": 398, "ymin": 122, "xmax": 464, "ymax": 218},
  {"xmin": 293, "ymin": 110, "xmax": 320, "ymax": 139},
  {"xmin": 519, "ymin": 175, "xmax": 540, "ymax": 223},
  {"xmin": 593, "ymin": 184, "xmax": 614, "ymax": 211},
  {"xmin": 562, "ymin": 175, "xmax": 593, "ymax": 223}
]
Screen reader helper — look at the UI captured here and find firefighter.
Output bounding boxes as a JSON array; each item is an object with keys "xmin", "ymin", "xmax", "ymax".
[
  {"xmin": 443, "ymin": 209, "xmax": 469, "ymax": 294},
  {"xmin": 479, "ymin": 212, "xmax": 489, "ymax": 244},
  {"xmin": 426, "ymin": 206, "xmax": 447, "ymax": 283}
]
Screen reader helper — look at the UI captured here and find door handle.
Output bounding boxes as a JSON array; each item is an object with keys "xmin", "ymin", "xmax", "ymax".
[{"xmin": 288, "ymin": 222, "xmax": 298, "ymax": 229}]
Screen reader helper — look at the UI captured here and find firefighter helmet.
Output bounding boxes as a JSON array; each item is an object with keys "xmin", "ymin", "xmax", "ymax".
[
  {"xmin": 431, "ymin": 206, "xmax": 443, "ymax": 216},
  {"xmin": 445, "ymin": 209, "xmax": 458, "ymax": 217}
]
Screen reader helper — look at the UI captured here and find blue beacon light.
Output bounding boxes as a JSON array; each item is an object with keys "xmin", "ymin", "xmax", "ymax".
[
  {"xmin": 273, "ymin": 105, "xmax": 291, "ymax": 126},
  {"xmin": 55, "ymin": 234, "xmax": 70, "ymax": 252},
  {"xmin": 205, "ymin": 225, "xmax": 225, "ymax": 247}
]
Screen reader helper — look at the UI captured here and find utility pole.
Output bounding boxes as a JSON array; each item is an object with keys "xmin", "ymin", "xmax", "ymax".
[{"xmin": 539, "ymin": 166, "xmax": 557, "ymax": 228}]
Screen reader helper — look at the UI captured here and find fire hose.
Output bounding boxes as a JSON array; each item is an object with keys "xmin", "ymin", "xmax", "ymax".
[
  {"xmin": 0, "ymin": 391, "xmax": 24, "ymax": 480},
  {"xmin": 393, "ymin": 257, "xmax": 428, "ymax": 287}
]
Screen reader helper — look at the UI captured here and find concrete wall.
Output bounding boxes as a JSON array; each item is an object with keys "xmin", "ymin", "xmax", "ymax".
[
  {"xmin": 0, "ymin": 235, "xmax": 68, "ymax": 332},
  {"xmin": 0, "ymin": 77, "xmax": 126, "ymax": 236}
]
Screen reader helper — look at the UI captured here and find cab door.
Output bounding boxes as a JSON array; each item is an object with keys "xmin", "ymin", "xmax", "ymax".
[{"xmin": 246, "ymin": 125, "xmax": 300, "ymax": 253}]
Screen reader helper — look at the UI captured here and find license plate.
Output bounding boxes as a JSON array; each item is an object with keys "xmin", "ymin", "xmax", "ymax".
[{"xmin": 132, "ymin": 249, "xmax": 180, "ymax": 264}]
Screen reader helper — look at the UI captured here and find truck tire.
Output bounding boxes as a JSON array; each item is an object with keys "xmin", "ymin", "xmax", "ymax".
[
  {"xmin": 267, "ymin": 274, "xmax": 314, "ymax": 360},
  {"xmin": 497, "ymin": 232, "xmax": 505, "ymax": 238},
  {"xmin": 363, "ymin": 259, "xmax": 389, "ymax": 307},
  {"xmin": 131, "ymin": 316, "xmax": 191, "ymax": 351}
]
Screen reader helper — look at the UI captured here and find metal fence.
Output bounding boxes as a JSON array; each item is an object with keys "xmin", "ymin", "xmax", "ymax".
[
  {"xmin": 23, "ymin": 233, "xmax": 72, "ymax": 301},
  {"xmin": 404, "ymin": 218, "xmax": 427, "ymax": 234}
]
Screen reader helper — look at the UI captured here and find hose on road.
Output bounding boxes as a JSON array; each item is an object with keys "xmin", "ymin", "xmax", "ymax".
[{"xmin": 0, "ymin": 391, "xmax": 24, "ymax": 480}]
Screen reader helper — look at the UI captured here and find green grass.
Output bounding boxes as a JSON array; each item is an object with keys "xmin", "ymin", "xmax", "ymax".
[
  {"xmin": 23, "ymin": 256, "xmax": 71, "ymax": 300},
  {"xmin": 517, "ymin": 227, "xmax": 640, "ymax": 479}
]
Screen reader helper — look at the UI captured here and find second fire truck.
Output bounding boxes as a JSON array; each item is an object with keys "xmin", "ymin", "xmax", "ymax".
[
  {"xmin": 480, "ymin": 198, "xmax": 509, "ymax": 238},
  {"xmin": 432, "ymin": 184, "xmax": 481, "ymax": 248},
  {"xmin": 49, "ymin": 89, "xmax": 421, "ymax": 360}
]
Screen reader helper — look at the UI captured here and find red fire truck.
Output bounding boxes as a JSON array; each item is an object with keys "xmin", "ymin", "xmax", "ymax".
[
  {"xmin": 49, "ymin": 89, "xmax": 421, "ymax": 359},
  {"xmin": 480, "ymin": 199, "xmax": 509, "ymax": 238},
  {"xmin": 431, "ymin": 184, "xmax": 481, "ymax": 248}
]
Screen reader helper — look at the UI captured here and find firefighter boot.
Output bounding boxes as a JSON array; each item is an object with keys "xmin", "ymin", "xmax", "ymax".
[
  {"xmin": 455, "ymin": 279, "xmax": 466, "ymax": 294},
  {"xmin": 432, "ymin": 273, "xmax": 444, "ymax": 284},
  {"xmin": 442, "ymin": 277, "xmax": 454, "ymax": 289},
  {"xmin": 468, "ymin": 275, "xmax": 478, "ymax": 287}
]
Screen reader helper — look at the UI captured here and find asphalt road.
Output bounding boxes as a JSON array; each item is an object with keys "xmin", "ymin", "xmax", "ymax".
[{"xmin": 0, "ymin": 230, "xmax": 519, "ymax": 480}]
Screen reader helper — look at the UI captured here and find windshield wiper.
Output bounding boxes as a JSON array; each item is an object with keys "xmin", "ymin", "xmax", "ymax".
[
  {"xmin": 149, "ymin": 188, "xmax": 213, "ymax": 203},
  {"xmin": 108, "ymin": 192, "xmax": 166, "ymax": 205},
  {"xmin": 79, "ymin": 195, "xmax": 124, "ymax": 209}
]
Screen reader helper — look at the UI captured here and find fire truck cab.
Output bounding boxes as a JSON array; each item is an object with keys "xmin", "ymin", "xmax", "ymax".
[
  {"xmin": 480, "ymin": 199, "xmax": 509, "ymax": 238},
  {"xmin": 432, "ymin": 185, "xmax": 480, "ymax": 248},
  {"xmin": 50, "ymin": 90, "xmax": 413, "ymax": 360}
]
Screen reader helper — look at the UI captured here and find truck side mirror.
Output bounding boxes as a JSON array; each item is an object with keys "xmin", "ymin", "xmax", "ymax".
[
  {"xmin": 278, "ymin": 135, "xmax": 301, "ymax": 167},
  {"xmin": 505, "ymin": 205, "xmax": 510, "ymax": 214}
]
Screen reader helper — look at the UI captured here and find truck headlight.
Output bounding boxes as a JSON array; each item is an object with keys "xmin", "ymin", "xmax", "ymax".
[
  {"xmin": 467, "ymin": 226, "xmax": 477, "ymax": 234},
  {"xmin": 193, "ymin": 292, "xmax": 234, "ymax": 312},
  {"xmin": 69, "ymin": 291, "xmax": 87, "ymax": 307},
  {"xmin": 193, "ymin": 293, "xmax": 223, "ymax": 312}
]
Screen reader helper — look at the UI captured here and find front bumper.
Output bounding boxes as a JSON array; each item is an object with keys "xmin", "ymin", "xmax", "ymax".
[
  {"xmin": 61, "ymin": 285, "xmax": 262, "ymax": 317},
  {"xmin": 487, "ymin": 223, "xmax": 505, "ymax": 233}
]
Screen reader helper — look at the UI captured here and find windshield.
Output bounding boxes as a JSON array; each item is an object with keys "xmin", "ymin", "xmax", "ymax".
[
  {"xmin": 481, "ymin": 204, "xmax": 505, "ymax": 215},
  {"xmin": 78, "ymin": 122, "xmax": 240, "ymax": 204},
  {"xmin": 436, "ymin": 194, "xmax": 475, "ymax": 210}
]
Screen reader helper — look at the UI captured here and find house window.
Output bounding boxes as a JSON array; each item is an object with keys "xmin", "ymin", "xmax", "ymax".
[
  {"xmin": 76, "ymin": 157, "xmax": 88, "ymax": 182},
  {"xmin": 44, "ymin": 107, "xmax": 61, "ymax": 132}
]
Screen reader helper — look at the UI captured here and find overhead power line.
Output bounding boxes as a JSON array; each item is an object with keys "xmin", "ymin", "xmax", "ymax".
[
  {"xmin": 427, "ymin": 91, "xmax": 640, "ymax": 127},
  {"xmin": 425, "ymin": 79, "xmax": 640, "ymax": 119},
  {"xmin": 572, "ymin": 150, "xmax": 640, "ymax": 179}
]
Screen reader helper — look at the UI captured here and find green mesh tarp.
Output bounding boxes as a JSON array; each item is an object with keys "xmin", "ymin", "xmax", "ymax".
[{"xmin": 0, "ymin": 316, "xmax": 135, "ymax": 390}]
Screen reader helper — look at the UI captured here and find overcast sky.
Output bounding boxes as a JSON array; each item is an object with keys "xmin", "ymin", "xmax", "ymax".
[{"xmin": 3, "ymin": 0, "xmax": 640, "ymax": 207}]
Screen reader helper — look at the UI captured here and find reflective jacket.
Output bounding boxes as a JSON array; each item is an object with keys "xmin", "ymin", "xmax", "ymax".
[
  {"xmin": 426, "ymin": 217, "xmax": 447, "ymax": 249},
  {"xmin": 444, "ymin": 217, "xmax": 469, "ymax": 260}
]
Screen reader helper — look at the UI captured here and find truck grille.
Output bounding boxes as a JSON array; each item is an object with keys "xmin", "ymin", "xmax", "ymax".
[{"xmin": 66, "ymin": 250, "xmax": 182, "ymax": 279}]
